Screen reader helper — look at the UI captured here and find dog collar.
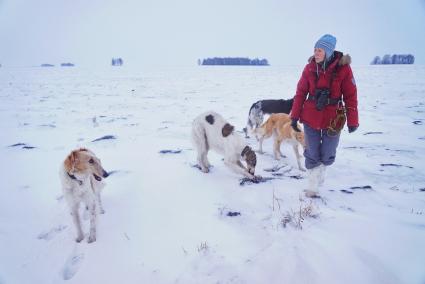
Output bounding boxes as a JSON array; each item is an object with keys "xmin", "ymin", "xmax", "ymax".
[
  {"xmin": 67, "ymin": 172, "xmax": 83, "ymax": 186},
  {"xmin": 241, "ymin": 146, "xmax": 251, "ymax": 157}
]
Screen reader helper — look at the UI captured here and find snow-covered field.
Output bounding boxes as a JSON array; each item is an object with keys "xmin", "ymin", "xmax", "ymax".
[{"xmin": 1, "ymin": 65, "xmax": 424, "ymax": 284}]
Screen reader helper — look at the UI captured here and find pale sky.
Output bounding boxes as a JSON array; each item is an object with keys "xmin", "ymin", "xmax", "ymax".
[{"xmin": 1, "ymin": 0, "xmax": 424, "ymax": 67}]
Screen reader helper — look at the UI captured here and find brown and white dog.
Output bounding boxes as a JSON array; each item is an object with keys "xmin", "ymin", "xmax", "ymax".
[
  {"xmin": 192, "ymin": 111, "xmax": 257, "ymax": 179},
  {"xmin": 254, "ymin": 113, "xmax": 306, "ymax": 171},
  {"xmin": 59, "ymin": 148, "xmax": 109, "ymax": 243}
]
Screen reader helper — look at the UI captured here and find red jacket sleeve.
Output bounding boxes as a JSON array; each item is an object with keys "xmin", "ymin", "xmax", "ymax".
[
  {"xmin": 290, "ymin": 65, "xmax": 309, "ymax": 120},
  {"xmin": 341, "ymin": 65, "xmax": 359, "ymax": 127}
]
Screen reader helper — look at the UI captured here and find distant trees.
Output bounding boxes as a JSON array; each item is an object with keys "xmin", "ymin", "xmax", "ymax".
[
  {"xmin": 381, "ymin": 54, "xmax": 392, "ymax": 64},
  {"xmin": 61, "ymin": 63, "xmax": 75, "ymax": 67},
  {"xmin": 112, "ymin": 58, "xmax": 123, "ymax": 66},
  {"xmin": 371, "ymin": 54, "xmax": 414, "ymax": 65},
  {"xmin": 201, "ymin": 57, "xmax": 269, "ymax": 66},
  {"xmin": 371, "ymin": 56, "xmax": 381, "ymax": 65}
]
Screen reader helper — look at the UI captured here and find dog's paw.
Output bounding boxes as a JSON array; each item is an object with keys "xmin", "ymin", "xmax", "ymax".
[
  {"xmin": 87, "ymin": 235, "xmax": 96, "ymax": 243},
  {"xmin": 253, "ymin": 175, "xmax": 263, "ymax": 181},
  {"xmin": 75, "ymin": 235, "xmax": 84, "ymax": 243},
  {"xmin": 299, "ymin": 167, "xmax": 307, "ymax": 172},
  {"xmin": 201, "ymin": 168, "xmax": 209, "ymax": 173},
  {"xmin": 245, "ymin": 174, "xmax": 259, "ymax": 181}
]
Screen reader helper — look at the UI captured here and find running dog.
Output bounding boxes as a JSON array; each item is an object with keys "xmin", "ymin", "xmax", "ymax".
[
  {"xmin": 192, "ymin": 111, "xmax": 257, "ymax": 179},
  {"xmin": 243, "ymin": 98, "xmax": 294, "ymax": 138},
  {"xmin": 59, "ymin": 148, "xmax": 109, "ymax": 243},
  {"xmin": 254, "ymin": 113, "xmax": 306, "ymax": 171}
]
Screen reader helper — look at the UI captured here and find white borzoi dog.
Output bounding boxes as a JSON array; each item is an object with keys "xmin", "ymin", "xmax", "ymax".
[
  {"xmin": 192, "ymin": 111, "xmax": 257, "ymax": 179},
  {"xmin": 59, "ymin": 148, "xmax": 109, "ymax": 243}
]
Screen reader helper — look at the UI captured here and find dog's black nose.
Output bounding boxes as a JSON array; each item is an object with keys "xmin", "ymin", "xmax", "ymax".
[{"xmin": 103, "ymin": 171, "xmax": 109, "ymax": 178}]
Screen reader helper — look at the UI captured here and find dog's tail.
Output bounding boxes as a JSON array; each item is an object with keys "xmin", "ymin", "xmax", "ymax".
[
  {"xmin": 244, "ymin": 101, "xmax": 263, "ymax": 138},
  {"xmin": 243, "ymin": 103, "xmax": 255, "ymax": 138}
]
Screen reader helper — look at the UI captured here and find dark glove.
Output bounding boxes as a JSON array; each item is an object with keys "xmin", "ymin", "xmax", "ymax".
[
  {"xmin": 291, "ymin": 118, "xmax": 301, "ymax": 132},
  {"xmin": 348, "ymin": 126, "xmax": 358, "ymax": 133}
]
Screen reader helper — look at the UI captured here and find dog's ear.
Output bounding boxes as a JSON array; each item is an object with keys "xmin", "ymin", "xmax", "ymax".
[
  {"xmin": 222, "ymin": 123, "xmax": 234, "ymax": 137},
  {"xmin": 243, "ymin": 146, "xmax": 257, "ymax": 167},
  {"xmin": 64, "ymin": 151, "xmax": 78, "ymax": 172}
]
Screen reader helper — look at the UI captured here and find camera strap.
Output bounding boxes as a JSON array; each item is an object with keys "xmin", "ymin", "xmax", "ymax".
[
  {"xmin": 306, "ymin": 95, "xmax": 340, "ymax": 105},
  {"xmin": 307, "ymin": 63, "xmax": 341, "ymax": 104}
]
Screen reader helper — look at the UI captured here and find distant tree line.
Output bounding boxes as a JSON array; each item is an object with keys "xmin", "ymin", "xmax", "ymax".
[
  {"xmin": 40, "ymin": 63, "xmax": 75, "ymax": 67},
  {"xmin": 33, "ymin": 58, "xmax": 124, "ymax": 68},
  {"xmin": 371, "ymin": 54, "xmax": 414, "ymax": 65},
  {"xmin": 112, "ymin": 58, "xmax": 123, "ymax": 66},
  {"xmin": 200, "ymin": 57, "xmax": 269, "ymax": 66}
]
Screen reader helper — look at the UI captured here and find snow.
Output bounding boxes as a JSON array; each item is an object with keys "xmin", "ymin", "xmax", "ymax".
[{"xmin": 0, "ymin": 65, "xmax": 424, "ymax": 284}]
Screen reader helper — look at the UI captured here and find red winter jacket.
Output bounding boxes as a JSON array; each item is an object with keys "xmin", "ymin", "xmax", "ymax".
[{"xmin": 290, "ymin": 51, "xmax": 359, "ymax": 130}]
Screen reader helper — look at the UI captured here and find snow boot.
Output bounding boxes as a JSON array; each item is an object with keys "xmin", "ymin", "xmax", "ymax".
[
  {"xmin": 318, "ymin": 164, "xmax": 326, "ymax": 187},
  {"xmin": 305, "ymin": 166, "xmax": 321, "ymax": 198}
]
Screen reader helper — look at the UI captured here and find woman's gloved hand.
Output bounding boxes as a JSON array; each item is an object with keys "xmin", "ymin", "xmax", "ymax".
[
  {"xmin": 348, "ymin": 126, "xmax": 358, "ymax": 133},
  {"xmin": 291, "ymin": 118, "xmax": 301, "ymax": 132}
]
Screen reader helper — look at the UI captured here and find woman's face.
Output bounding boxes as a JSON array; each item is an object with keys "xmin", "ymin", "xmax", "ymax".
[{"xmin": 314, "ymin": 48, "xmax": 325, "ymax": 63}]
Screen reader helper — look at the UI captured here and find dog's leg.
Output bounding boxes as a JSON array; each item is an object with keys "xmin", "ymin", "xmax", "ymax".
[
  {"xmin": 90, "ymin": 178, "xmax": 105, "ymax": 214},
  {"xmin": 243, "ymin": 126, "xmax": 249, "ymax": 139},
  {"xmin": 70, "ymin": 204, "xmax": 84, "ymax": 242},
  {"xmin": 201, "ymin": 151, "xmax": 211, "ymax": 169},
  {"xmin": 88, "ymin": 203, "xmax": 97, "ymax": 243},
  {"xmin": 197, "ymin": 151, "xmax": 209, "ymax": 173},
  {"xmin": 95, "ymin": 190, "xmax": 105, "ymax": 214},
  {"xmin": 257, "ymin": 136, "xmax": 265, "ymax": 154},
  {"xmin": 192, "ymin": 125, "xmax": 210, "ymax": 173},
  {"xmin": 196, "ymin": 150, "xmax": 205, "ymax": 170},
  {"xmin": 237, "ymin": 160, "xmax": 248, "ymax": 171},
  {"xmin": 273, "ymin": 129, "xmax": 286, "ymax": 158},
  {"xmin": 224, "ymin": 159, "xmax": 254, "ymax": 179},
  {"xmin": 273, "ymin": 138, "xmax": 282, "ymax": 160},
  {"xmin": 293, "ymin": 144, "xmax": 306, "ymax": 171}
]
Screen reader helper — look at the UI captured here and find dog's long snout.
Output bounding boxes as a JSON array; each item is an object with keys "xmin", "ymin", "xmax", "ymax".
[{"xmin": 103, "ymin": 170, "xmax": 109, "ymax": 178}]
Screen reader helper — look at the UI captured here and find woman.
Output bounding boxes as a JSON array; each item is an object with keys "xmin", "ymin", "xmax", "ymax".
[{"xmin": 290, "ymin": 34, "xmax": 359, "ymax": 198}]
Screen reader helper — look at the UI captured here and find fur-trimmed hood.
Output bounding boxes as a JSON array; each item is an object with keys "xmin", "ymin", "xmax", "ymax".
[
  {"xmin": 338, "ymin": 54, "xmax": 351, "ymax": 65},
  {"xmin": 308, "ymin": 51, "xmax": 351, "ymax": 66}
]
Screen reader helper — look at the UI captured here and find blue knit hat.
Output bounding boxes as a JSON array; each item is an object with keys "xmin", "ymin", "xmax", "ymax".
[{"xmin": 314, "ymin": 34, "xmax": 336, "ymax": 60}]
